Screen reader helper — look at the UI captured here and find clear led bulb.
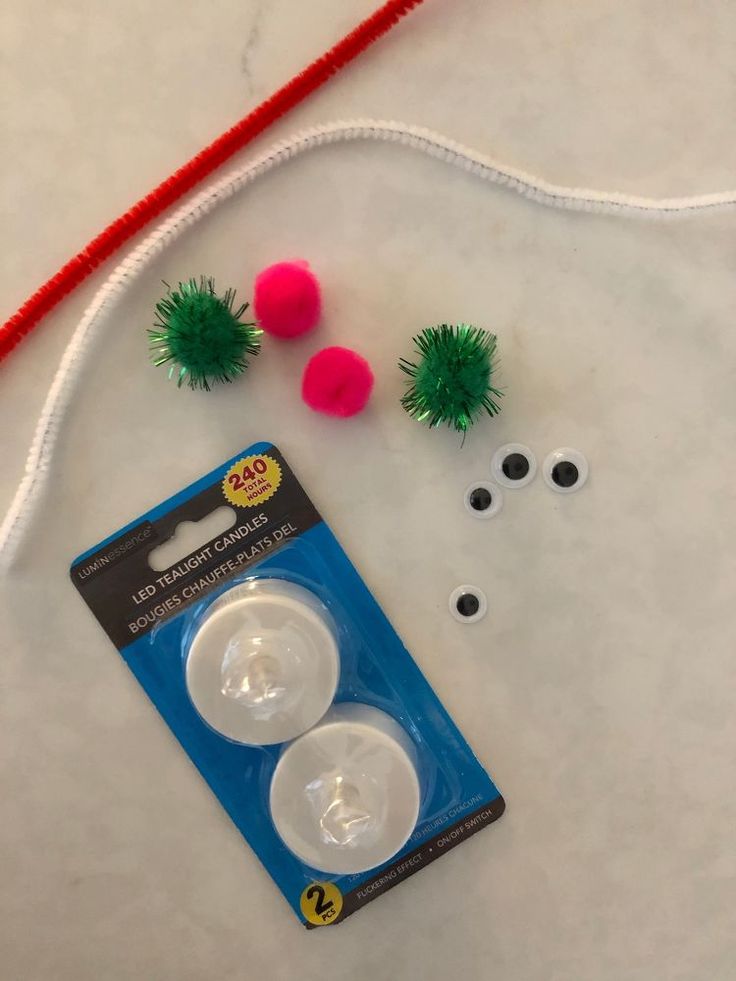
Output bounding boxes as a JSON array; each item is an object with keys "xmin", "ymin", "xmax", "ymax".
[
  {"xmin": 186, "ymin": 580, "xmax": 339, "ymax": 745},
  {"xmin": 270, "ymin": 704, "xmax": 421, "ymax": 874}
]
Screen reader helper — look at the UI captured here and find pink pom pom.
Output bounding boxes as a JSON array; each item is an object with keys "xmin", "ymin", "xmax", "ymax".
[
  {"xmin": 253, "ymin": 260, "xmax": 321, "ymax": 339},
  {"xmin": 302, "ymin": 346, "xmax": 374, "ymax": 418}
]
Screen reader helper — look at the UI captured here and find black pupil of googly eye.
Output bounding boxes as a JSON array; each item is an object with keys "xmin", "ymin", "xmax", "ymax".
[
  {"xmin": 469, "ymin": 487, "xmax": 492, "ymax": 511},
  {"xmin": 502, "ymin": 453, "xmax": 530, "ymax": 480},
  {"xmin": 551, "ymin": 461, "xmax": 579, "ymax": 488},
  {"xmin": 456, "ymin": 593, "xmax": 480, "ymax": 617}
]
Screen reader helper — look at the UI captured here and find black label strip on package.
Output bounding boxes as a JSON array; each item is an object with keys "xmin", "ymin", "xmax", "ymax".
[{"xmin": 317, "ymin": 797, "xmax": 506, "ymax": 927}]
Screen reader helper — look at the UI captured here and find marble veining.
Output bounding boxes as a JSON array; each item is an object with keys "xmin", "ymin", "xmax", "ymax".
[{"xmin": 1, "ymin": 2, "xmax": 735, "ymax": 978}]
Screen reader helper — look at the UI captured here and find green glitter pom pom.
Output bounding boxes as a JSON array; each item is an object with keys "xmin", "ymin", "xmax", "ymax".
[
  {"xmin": 149, "ymin": 277, "xmax": 262, "ymax": 390},
  {"xmin": 399, "ymin": 324, "xmax": 502, "ymax": 433}
]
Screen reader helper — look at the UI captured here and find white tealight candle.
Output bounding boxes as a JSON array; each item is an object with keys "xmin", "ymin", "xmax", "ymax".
[
  {"xmin": 185, "ymin": 579, "xmax": 339, "ymax": 745},
  {"xmin": 269, "ymin": 704, "xmax": 421, "ymax": 874}
]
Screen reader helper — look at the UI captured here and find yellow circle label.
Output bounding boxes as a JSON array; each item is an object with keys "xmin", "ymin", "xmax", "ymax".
[
  {"xmin": 222, "ymin": 454, "xmax": 282, "ymax": 507},
  {"xmin": 300, "ymin": 882, "xmax": 343, "ymax": 926}
]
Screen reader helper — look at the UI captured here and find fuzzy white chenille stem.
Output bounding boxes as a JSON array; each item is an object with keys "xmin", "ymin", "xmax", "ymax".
[{"xmin": 2, "ymin": 119, "xmax": 735, "ymax": 569}]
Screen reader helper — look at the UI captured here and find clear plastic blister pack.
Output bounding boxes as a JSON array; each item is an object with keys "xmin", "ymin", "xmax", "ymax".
[{"xmin": 72, "ymin": 442, "xmax": 504, "ymax": 926}]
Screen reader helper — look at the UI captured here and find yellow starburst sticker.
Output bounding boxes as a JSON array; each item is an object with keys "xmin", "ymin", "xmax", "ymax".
[{"xmin": 222, "ymin": 454, "xmax": 282, "ymax": 507}]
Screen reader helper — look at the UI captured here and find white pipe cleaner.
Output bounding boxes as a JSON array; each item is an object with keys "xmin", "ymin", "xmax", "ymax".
[{"xmin": 2, "ymin": 118, "xmax": 735, "ymax": 569}]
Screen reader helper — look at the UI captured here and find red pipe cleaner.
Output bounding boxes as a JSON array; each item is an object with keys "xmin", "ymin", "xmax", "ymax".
[{"xmin": 0, "ymin": 0, "xmax": 427, "ymax": 363}]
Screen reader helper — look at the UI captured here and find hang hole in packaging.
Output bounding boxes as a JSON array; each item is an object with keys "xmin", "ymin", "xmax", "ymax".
[{"xmin": 148, "ymin": 506, "xmax": 237, "ymax": 572}]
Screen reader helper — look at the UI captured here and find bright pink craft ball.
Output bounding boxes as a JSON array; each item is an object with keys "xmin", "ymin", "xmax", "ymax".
[
  {"xmin": 302, "ymin": 346, "xmax": 375, "ymax": 418},
  {"xmin": 253, "ymin": 260, "xmax": 321, "ymax": 339}
]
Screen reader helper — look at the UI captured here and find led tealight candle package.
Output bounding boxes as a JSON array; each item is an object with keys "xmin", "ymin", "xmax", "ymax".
[{"xmin": 71, "ymin": 442, "xmax": 504, "ymax": 926}]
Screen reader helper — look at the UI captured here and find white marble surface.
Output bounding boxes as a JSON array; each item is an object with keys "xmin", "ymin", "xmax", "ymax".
[{"xmin": 2, "ymin": 2, "xmax": 736, "ymax": 978}]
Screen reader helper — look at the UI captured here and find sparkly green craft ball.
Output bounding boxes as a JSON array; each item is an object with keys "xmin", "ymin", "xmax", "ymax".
[
  {"xmin": 399, "ymin": 324, "xmax": 502, "ymax": 433},
  {"xmin": 149, "ymin": 277, "xmax": 262, "ymax": 390}
]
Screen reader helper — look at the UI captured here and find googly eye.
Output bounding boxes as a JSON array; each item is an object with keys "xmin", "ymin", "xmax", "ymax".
[
  {"xmin": 542, "ymin": 447, "xmax": 589, "ymax": 494},
  {"xmin": 463, "ymin": 481, "xmax": 503, "ymax": 520},
  {"xmin": 490, "ymin": 443, "xmax": 537, "ymax": 489},
  {"xmin": 449, "ymin": 585, "xmax": 487, "ymax": 624}
]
